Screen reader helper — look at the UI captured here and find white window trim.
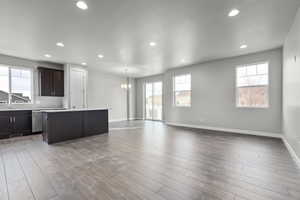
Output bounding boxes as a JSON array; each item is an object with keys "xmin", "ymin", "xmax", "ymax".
[
  {"xmin": 235, "ymin": 61, "xmax": 270, "ymax": 109},
  {"xmin": 0, "ymin": 65, "xmax": 34, "ymax": 105},
  {"xmin": 173, "ymin": 73, "xmax": 192, "ymax": 107}
]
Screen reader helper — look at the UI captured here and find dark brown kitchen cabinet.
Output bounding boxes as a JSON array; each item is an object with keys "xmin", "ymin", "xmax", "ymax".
[
  {"xmin": 40, "ymin": 68, "xmax": 53, "ymax": 96},
  {"xmin": 0, "ymin": 111, "xmax": 32, "ymax": 138},
  {"xmin": 13, "ymin": 111, "xmax": 32, "ymax": 134},
  {"xmin": 0, "ymin": 112, "xmax": 11, "ymax": 136},
  {"xmin": 83, "ymin": 110, "xmax": 108, "ymax": 137},
  {"xmin": 38, "ymin": 67, "xmax": 64, "ymax": 97},
  {"xmin": 53, "ymin": 70, "xmax": 64, "ymax": 96},
  {"xmin": 42, "ymin": 109, "xmax": 108, "ymax": 144}
]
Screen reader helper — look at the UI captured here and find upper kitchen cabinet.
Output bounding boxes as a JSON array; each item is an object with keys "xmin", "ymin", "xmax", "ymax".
[
  {"xmin": 53, "ymin": 70, "xmax": 64, "ymax": 96},
  {"xmin": 38, "ymin": 67, "xmax": 64, "ymax": 97}
]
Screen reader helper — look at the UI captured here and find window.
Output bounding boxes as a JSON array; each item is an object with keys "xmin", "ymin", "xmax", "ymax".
[
  {"xmin": 0, "ymin": 65, "xmax": 32, "ymax": 104},
  {"xmin": 173, "ymin": 74, "xmax": 191, "ymax": 107},
  {"xmin": 236, "ymin": 62, "xmax": 269, "ymax": 108}
]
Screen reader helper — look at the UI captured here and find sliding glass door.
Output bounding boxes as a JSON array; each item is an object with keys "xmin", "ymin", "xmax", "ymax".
[{"xmin": 145, "ymin": 82, "xmax": 162, "ymax": 121}]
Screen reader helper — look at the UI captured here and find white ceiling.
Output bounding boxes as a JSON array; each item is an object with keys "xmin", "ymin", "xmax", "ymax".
[{"xmin": 0, "ymin": 0, "xmax": 299, "ymax": 77}]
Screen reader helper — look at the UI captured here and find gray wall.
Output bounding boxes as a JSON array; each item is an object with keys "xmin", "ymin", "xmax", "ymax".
[
  {"xmin": 283, "ymin": 8, "xmax": 300, "ymax": 158},
  {"xmin": 87, "ymin": 68, "xmax": 136, "ymax": 121},
  {"xmin": 136, "ymin": 48, "xmax": 283, "ymax": 134},
  {"xmin": 0, "ymin": 54, "xmax": 64, "ymax": 109}
]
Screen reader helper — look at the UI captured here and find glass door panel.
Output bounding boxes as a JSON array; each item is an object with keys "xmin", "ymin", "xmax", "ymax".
[
  {"xmin": 144, "ymin": 81, "xmax": 162, "ymax": 121},
  {"xmin": 145, "ymin": 83, "xmax": 153, "ymax": 120},
  {"xmin": 153, "ymin": 82, "xmax": 162, "ymax": 120}
]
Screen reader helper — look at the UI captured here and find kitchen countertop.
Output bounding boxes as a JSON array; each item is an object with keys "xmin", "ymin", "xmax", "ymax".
[
  {"xmin": 41, "ymin": 108, "xmax": 109, "ymax": 113},
  {"xmin": 0, "ymin": 108, "xmax": 65, "ymax": 112}
]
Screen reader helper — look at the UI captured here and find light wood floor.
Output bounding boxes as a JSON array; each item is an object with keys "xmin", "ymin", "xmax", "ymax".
[{"xmin": 0, "ymin": 121, "xmax": 299, "ymax": 200}]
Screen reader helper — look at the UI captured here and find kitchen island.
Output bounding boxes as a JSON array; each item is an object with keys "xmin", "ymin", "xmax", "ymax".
[{"xmin": 42, "ymin": 108, "xmax": 108, "ymax": 144}]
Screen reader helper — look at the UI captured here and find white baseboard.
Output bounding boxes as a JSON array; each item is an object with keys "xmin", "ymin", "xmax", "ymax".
[
  {"xmin": 109, "ymin": 119, "xmax": 127, "ymax": 123},
  {"xmin": 129, "ymin": 118, "xmax": 138, "ymax": 121},
  {"xmin": 165, "ymin": 122, "xmax": 282, "ymax": 138},
  {"xmin": 109, "ymin": 127, "xmax": 143, "ymax": 131},
  {"xmin": 282, "ymin": 137, "xmax": 300, "ymax": 168},
  {"xmin": 134, "ymin": 118, "xmax": 144, "ymax": 120},
  {"xmin": 109, "ymin": 118, "xmax": 139, "ymax": 123}
]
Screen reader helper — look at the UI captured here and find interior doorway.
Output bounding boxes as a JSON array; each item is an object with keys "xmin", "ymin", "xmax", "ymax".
[
  {"xmin": 145, "ymin": 81, "xmax": 162, "ymax": 121},
  {"xmin": 70, "ymin": 68, "xmax": 86, "ymax": 109}
]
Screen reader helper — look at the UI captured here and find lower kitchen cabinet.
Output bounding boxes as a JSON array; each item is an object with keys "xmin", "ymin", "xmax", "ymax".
[
  {"xmin": 0, "ymin": 112, "xmax": 11, "ymax": 136},
  {"xmin": 13, "ymin": 111, "xmax": 32, "ymax": 135},
  {"xmin": 0, "ymin": 110, "xmax": 32, "ymax": 138},
  {"xmin": 83, "ymin": 110, "xmax": 108, "ymax": 137},
  {"xmin": 42, "ymin": 109, "xmax": 108, "ymax": 144}
]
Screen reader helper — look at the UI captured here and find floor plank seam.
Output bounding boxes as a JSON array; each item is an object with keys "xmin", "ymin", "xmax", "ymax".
[
  {"xmin": 0, "ymin": 152, "xmax": 10, "ymax": 200},
  {"xmin": 25, "ymin": 146, "xmax": 59, "ymax": 200},
  {"xmin": 15, "ymin": 149, "xmax": 37, "ymax": 200}
]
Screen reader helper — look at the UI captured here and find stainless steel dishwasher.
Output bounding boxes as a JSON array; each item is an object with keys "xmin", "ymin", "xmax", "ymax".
[{"xmin": 32, "ymin": 110, "xmax": 43, "ymax": 133}]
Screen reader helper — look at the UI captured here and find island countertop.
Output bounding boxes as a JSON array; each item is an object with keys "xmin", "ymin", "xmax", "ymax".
[
  {"xmin": 0, "ymin": 108, "xmax": 65, "ymax": 112},
  {"xmin": 41, "ymin": 108, "xmax": 109, "ymax": 113}
]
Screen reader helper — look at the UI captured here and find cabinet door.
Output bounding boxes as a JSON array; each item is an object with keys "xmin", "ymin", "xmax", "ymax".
[
  {"xmin": 13, "ymin": 111, "xmax": 32, "ymax": 134},
  {"xmin": 40, "ymin": 69, "xmax": 54, "ymax": 96},
  {"xmin": 53, "ymin": 70, "xmax": 64, "ymax": 97},
  {"xmin": 83, "ymin": 110, "xmax": 108, "ymax": 136},
  {"xmin": 0, "ymin": 112, "xmax": 12, "ymax": 136},
  {"xmin": 46, "ymin": 112, "xmax": 83, "ymax": 144}
]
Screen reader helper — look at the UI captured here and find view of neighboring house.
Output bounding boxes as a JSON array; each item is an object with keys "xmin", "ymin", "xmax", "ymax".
[{"xmin": 0, "ymin": 90, "xmax": 30, "ymax": 104}]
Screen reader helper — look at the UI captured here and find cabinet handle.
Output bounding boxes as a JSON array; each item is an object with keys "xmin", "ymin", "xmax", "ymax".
[
  {"xmin": 9, "ymin": 117, "xmax": 12, "ymax": 123},
  {"xmin": 14, "ymin": 117, "xmax": 16, "ymax": 123}
]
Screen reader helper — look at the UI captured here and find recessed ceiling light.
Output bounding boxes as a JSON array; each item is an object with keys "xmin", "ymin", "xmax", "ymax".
[
  {"xmin": 44, "ymin": 54, "xmax": 52, "ymax": 58},
  {"xmin": 149, "ymin": 42, "xmax": 157, "ymax": 47},
  {"xmin": 240, "ymin": 44, "xmax": 248, "ymax": 49},
  {"xmin": 81, "ymin": 62, "xmax": 87, "ymax": 66},
  {"xmin": 228, "ymin": 9, "xmax": 240, "ymax": 17},
  {"xmin": 76, "ymin": 1, "xmax": 88, "ymax": 10},
  {"xmin": 98, "ymin": 54, "xmax": 104, "ymax": 58},
  {"xmin": 56, "ymin": 42, "xmax": 64, "ymax": 47}
]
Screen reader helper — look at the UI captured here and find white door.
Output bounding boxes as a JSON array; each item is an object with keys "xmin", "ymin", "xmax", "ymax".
[{"xmin": 70, "ymin": 69, "xmax": 86, "ymax": 109}]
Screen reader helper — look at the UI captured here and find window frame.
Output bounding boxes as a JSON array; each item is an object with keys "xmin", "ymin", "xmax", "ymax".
[
  {"xmin": 235, "ymin": 61, "xmax": 270, "ymax": 109},
  {"xmin": 0, "ymin": 64, "xmax": 34, "ymax": 105},
  {"xmin": 173, "ymin": 73, "xmax": 192, "ymax": 107}
]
